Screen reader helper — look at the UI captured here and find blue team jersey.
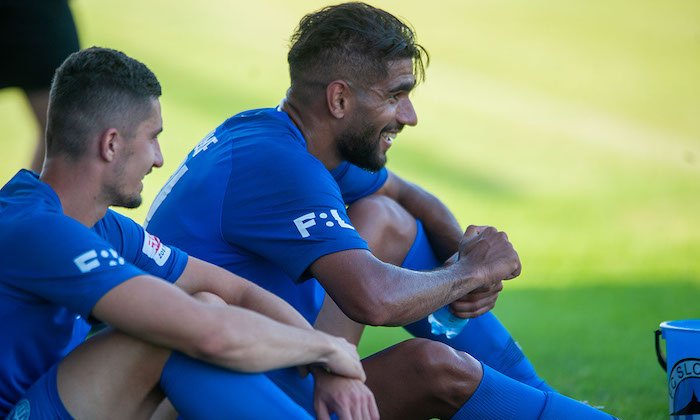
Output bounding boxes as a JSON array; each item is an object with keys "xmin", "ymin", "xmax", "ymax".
[
  {"xmin": 0, "ymin": 170, "xmax": 188, "ymax": 416},
  {"xmin": 146, "ymin": 107, "xmax": 386, "ymax": 323}
]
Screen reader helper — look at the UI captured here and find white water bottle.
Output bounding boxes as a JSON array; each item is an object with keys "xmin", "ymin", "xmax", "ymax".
[{"xmin": 428, "ymin": 305, "xmax": 469, "ymax": 339}]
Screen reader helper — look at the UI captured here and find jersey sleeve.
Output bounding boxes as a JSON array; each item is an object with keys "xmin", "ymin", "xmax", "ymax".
[
  {"xmin": 331, "ymin": 162, "xmax": 388, "ymax": 205},
  {"xmin": 222, "ymin": 145, "xmax": 369, "ymax": 282},
  {"xmin": 0, "ymin": 213, "xmax": 145, "ymax": 319},
  {"xmin": 93, "ymin": 209, "xmax": 189, "ymax": 283}
]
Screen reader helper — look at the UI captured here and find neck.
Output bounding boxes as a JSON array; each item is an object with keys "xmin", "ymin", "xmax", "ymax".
[
  {"xmin": 40, "ymin": 157, "xmax": 109, "ymax": 227},
  {"xmin": 280, "ymin": 95, "xmax": 342, "ymax": 170}
]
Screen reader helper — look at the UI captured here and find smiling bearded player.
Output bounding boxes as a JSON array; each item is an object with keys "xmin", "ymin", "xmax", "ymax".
[{"xmin": 145, "ymin": 2, "xmax": 616, "ymax": 419}]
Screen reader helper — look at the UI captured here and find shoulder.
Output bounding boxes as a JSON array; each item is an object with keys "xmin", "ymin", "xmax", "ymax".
[
  {"xmin": 1, "ymin": 209, "xmax": 111, "ymax": 275},
  {"xmin": 223, "ymin": 109, "xmax": 337, "ymax": 196}
]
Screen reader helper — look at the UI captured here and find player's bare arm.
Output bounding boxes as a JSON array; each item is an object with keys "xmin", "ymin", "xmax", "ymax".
[
  {"xmin": 176, "ymin": 256, "xmax": 379, "ymax": 419},
  {"xmin": 310, "ymin": 225, "xmax": 520, "ymax": 326},
  {"xmin": 91, "ymin": 274, "xmax": 365, "ymax": 379},
  {"xmin": 175, "ymin": 256, "xmax": 314, "ymax": 330},
  {"xmin": 373, "ymin": 171, "xmax": 509, "ymax": 317}
]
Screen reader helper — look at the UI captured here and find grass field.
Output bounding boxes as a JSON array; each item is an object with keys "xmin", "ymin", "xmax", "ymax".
[{"xmin": 1, "ymin": 1, "xmax": 698, "ymax": 418}]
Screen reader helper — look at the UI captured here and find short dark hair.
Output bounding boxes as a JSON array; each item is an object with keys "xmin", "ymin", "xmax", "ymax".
[
  {"xmin": 46, "ymin": 46, "xmax": 161, "ymax": 158},
  {"xmin": 288, "ymin": 2, "xmax": 428, "ymax": 93}
]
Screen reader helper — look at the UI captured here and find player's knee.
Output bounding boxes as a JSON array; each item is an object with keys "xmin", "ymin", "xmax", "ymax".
[
  {"xmin": 347, "ymin": 195, "xmax": 416, "ymax": 264},
  {"xmin": 409, "ymin": 338, "xmax": 481, "ymax": 409}
]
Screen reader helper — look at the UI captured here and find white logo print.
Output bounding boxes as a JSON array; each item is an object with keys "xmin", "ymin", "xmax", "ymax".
[
  {"xmin": 73, "ymin": 248, "xmax": 125, "ymax": 273},
  {"xmin": 293, "ymin": 209, "xmax": 355, "ymax": 238},
  {"xmin": 8, "ymin": 399, "xmax": 30, "ymax": 420},
  {"xmin": 192, "ymin": 131, "xmax": 218, "ymax": 157},
  {"xmin": 142, "ymin": 232, "xmax": 171, "ymax": 266}
]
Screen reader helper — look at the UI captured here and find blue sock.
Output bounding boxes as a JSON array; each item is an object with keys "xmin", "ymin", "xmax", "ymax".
[
  {"xmin": 405, "ymin": 312, "xmax": 555, "ymax": 392},
  {"xmin": 402, "ymin": 220, "xmax": 555, "ymax": 392},
  {"xmin": 452, "ymin": 363, "xmax": 545, "ymax": 419},
  {"xmin": 452, "ymin": 363, "xmax": 612, "ymax": 420},
  {"xmin": 160, "ymin": 352, "xmax": 313, "ymax": 419},
  {"xmin": 539, "ymin": 392, "xmax": 615, "ymax": 420}
]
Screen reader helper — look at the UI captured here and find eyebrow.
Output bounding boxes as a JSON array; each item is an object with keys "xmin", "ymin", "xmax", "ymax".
[{"xmin": 387, "ymin": 79, "xmax": 416, "ymax": 94}]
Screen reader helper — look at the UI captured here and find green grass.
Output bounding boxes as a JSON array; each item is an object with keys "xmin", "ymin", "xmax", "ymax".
[{"xmin": 2, "ymin": 1, "xmax": 698, "ymax": 418}]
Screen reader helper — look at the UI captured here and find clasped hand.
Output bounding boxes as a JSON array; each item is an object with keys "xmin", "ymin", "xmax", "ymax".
[{"xmin": 449, "ymin": 225, "xmax": 521, "ymax": 318}]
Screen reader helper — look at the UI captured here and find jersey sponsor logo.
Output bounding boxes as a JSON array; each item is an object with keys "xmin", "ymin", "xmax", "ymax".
[
  {"xmin": 293, "ymin": 209, "xmax": 355, "ymax": 238},
  {"xmin": 74, "ymin": 249, "xmax": 125, "ymax": 273},
  {"xmin": 142, "ymin": 232, "xmax": 171, "ymax": 266}
]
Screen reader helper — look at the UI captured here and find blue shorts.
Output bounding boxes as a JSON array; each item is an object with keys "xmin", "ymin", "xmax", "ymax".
[{"xmin": 6, "ymin": 364, "xmax": 72, "ymax": 420}]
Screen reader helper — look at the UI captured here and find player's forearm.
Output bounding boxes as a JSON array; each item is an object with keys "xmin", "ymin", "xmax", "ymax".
[
  {"xmin": 95, "ymin": 276, "xmax": 360, "ymax": 376},
  {"xmin": 368, "ymin": 260, "xmax": 485, "ymax": 325},
  {"xmin": 175, "ymin": 257, "xmax": 311, "ymax": 330},
  {"xmin": 314, "ymin": 250, "xmax": 483, "ymax": 326},
  {"xmin": 236, "ymin": 282, "xmax": 314, "ymax": 330},
  {"xmin": 190, "ymin": 305, "xmax": 345, "ymax": 373},
  {"xmin": 314, "ymin": 293, "xmax": 365, "ymax": 345}
]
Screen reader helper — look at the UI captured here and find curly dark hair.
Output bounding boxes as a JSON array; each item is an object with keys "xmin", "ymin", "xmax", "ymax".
[
  {"xmin": 46, "ymin": 46, "xmax": 161, "ymax": 158},
  {"xmin": 288, "ymin": 2, "xmax": 428, "ymax": 93}
]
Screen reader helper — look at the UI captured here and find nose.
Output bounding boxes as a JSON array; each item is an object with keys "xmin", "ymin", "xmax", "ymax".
[
  {"xmin": 153, "ymin": 140, "xmax": 164, "ymax": 168},
  {"xmin": 397, "ymin": 96, "xmax": 418, "ymax": 127}
]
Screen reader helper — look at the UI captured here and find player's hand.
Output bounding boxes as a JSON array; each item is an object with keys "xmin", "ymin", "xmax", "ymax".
[
  {"xmin": 312, "ymin": 369, "xmax": 380, "ymax": 420},
  {"xmin": 457, "ymin": 225, "xmax": 521, "ymax": 288},
  {"xmin": 449, "ymin": 280, "xmax": 503, "ymax": 318},
  {"xmin": 319, "ymin": 335, "xmax": 366, "ymax": 381}
]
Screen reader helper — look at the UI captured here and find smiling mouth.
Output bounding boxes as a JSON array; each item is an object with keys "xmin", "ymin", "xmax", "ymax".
[{"xmin": 381, "ymin": 132, "xmax": 397, "ymax": 146}]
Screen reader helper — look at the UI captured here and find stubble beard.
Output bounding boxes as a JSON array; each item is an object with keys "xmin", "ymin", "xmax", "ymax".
[
  {"xmin": 106, "ymin": 183, "xmax": 143, "ymax": 209},
  {"xmin": 336, "ymin": 120, "xmax": 386, "ymax": 172}
]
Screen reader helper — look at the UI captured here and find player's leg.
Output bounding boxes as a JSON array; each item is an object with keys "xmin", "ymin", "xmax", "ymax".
[
  {"xmin": 347, "ymin": 194, "xmax": 555, "ymax": 392},
  {"xmin": 363, "ymin": 338, "xmax": 614, "ymax": 420},
  {"xmin": 24, "ymin": 89, "xmax": 49, "ymax": 173},
  {"xmin": 16, "ymin": 0, "xmax": 80, "ymax": 173}
]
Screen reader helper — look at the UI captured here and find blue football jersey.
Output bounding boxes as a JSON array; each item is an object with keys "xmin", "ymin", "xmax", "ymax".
[
  {"xmin": 0, "ymin": 170, "xmax": 188, "ymax": 416},
  {"xmin": 146, "ymin": 107, "xmax": 386, "ymax": 322}
]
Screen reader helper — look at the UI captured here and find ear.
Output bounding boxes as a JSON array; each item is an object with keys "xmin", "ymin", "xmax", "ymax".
[
  {"xmin": 326, "ymin": 80, "xmax": 351, "ymax": 119},
  {"xmin": 98, "ymin": 128, "xmax": 120, "ymax": 162}
]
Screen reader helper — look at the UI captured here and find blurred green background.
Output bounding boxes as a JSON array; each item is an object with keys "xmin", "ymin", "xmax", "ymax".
[{"xmin": 1, "ymin": 1, "xmax": 698, "ymax": 418}]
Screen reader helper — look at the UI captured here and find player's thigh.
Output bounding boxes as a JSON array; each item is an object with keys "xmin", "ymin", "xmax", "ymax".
[{"xmin": 57, "ymin": 328, "xmax": 170, "ymax": 419}]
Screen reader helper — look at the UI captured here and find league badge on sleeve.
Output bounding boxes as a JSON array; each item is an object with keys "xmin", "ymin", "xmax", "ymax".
[{"xmin": 142, "ymin": 232, "xmax": 172, "ymax": 266}]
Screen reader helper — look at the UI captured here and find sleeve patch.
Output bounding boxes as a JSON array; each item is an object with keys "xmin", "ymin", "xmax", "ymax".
[{"xmin": 142, "ymin": 232, "xmax": 172, "ymax": 267}]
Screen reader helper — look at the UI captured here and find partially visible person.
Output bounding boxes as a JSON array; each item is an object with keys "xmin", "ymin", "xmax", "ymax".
[
  {"xmin": 146, "ymin": 2, "xmax": 616, "ymax": 419},
  {"xmin": 0, "ymin": 0, "xmax": 80, "ymax": 172},
  {"xmin": 0, "ymin": 46, "xmax": 377, "ymax": 420}
]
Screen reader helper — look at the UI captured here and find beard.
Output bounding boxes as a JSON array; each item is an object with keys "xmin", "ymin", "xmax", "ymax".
[
  {"xmin": 336, "ymin": 120, "xmax": 387, "ymax": 172},
  {"xmin": 106, "ymin": 160, "xmax": 144, "ymax": 209},
  {"xmin": 113, "ymin": 193, "xmax": 143, "ymax": 209},
  {"xmin": 106, "ymin": 184, "xmax": 143, "ymax": 209}
]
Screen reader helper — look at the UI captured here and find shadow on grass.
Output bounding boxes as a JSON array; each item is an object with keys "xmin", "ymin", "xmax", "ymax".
[{"xmin": 359, "ymin": 280, "xmax": 698, "ymax": 419}]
